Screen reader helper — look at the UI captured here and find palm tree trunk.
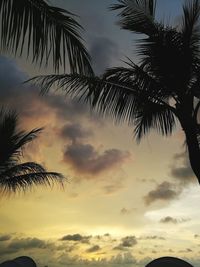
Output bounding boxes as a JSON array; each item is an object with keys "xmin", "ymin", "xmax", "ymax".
[{"xmin": 181, "ymin": 120, "xmax": 200, "ymax": 184}]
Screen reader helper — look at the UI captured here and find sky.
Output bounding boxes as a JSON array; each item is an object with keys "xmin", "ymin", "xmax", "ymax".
[{"xmin": 1, "ymin": 0, "xmax": 200, "ymax": 267}]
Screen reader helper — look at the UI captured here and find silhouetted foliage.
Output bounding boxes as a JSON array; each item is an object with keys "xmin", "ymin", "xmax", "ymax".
[
  {"xmin": 0, "ymin": 0, "xmax": 93, "ymax": 75},
  {"xmin": 0, "ymin": 108, "xmax": 64, "ymax": 195},
  {"xmin": 30, "ymin": 0, "xmax": 200, "ymax": 184}
]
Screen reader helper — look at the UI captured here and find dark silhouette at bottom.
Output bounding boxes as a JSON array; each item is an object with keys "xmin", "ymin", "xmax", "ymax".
[
  {"xmin": 0, "ymin": 256, "xmax": 37, "ymax": 267},
  {"xmin": 0, "ymin": 256, "xmax": 194, "ymax": 267},
  {"xmin": 146, "ymin": 257, "xmax": 193, "ymax": 267}
]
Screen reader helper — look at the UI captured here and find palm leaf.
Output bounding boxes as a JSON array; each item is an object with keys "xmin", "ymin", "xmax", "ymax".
[
  {"xmin": 0, "ymin": 170, "xmax": 64, "ymax": 194},
  {"xmin": 110, "ymin": 0, "xmax": 159, "ymax": 36},
  {"xmin": 181, "ymin": 0, "xmax": 200, "ymax": 50},
  {"xmin": 0, "ymin": 0, "xmax": 93, "ymax": 74},
  {"xmin": 0, "ymin": 108, "xmax": 43, "ymax": 168},
  {"xmin": 134, "ymin": 101, "xmax": 177, "ymax": 141},
  {"xmin": 0, "ymin": 108, "xmax": 65, "ymax": 194},
  {"xmin": 29, "ymin": 64, "xmax": 175, "ymax": 127},
  {"xmin": 0, "ymin": 162, "xmax": 46, "ymax": 176}
]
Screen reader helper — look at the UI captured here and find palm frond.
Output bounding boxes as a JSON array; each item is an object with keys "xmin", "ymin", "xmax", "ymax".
[
  {"xmin": 29, "ymin": 64, "xmax": 175, "ymax": 127},
  {"xmin": 0, "ymin": 108, "xmax": 43, "ymax": 167},
  {"xmin": 0, "ymin": 171, "xmax": 64, "ymax": 195},
  {"xmin": 110, "ymin": 0, "xmax": 159, "ymax": 36},
  {"xmin": 134, "ymin": 101, "xmax": 177, "ymax": 141},
  {"xmin": 0, "ymin": 0, "xmax": 93, "ymax": 74},
  {"xmin": 0, "ymin": 107, "xmax": 65, "ymax": 195},
  {"xmin": 0, "ymin": 162, "xmax": 46, "ymax": 176},
  {"xmin": 181, "ymin": 0, "xmax": 200, "ymax": 50}
]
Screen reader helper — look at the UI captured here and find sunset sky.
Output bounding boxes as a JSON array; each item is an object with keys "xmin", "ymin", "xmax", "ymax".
[{"xmin": 1, "ymin": 1, "xmax": 200, "ymax": 267}]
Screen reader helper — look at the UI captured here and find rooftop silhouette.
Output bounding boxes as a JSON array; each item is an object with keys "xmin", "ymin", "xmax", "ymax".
[
  {"xmin": 0, "ymin": 256, "xmax": 37, "ymax": 267},
  {"xmin": 146, "ymin": 257, "xmax": 194, "ymax": 267}
]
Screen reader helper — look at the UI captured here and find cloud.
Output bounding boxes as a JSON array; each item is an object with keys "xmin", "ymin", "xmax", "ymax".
[
  {"xmin": 0, "ymin": 56, "xmax": 27, "ymax": 95},
  {"xmin": 7, "ymin": 238, "xmax": 51, "ymax": 250},
  {"xmin": 139, "ymin": 236, "xmax": 165, "ymax": 241},
  {"xmin": 102, "ymin": 181, "xmax": 125, "ymax": 195},
  {"xmin": 120, "ymin": 208, "xmax": 135, "ymax": 215},
  {"xmin": 86, "ymin": 245, "xmax": 101, "ymax": 253},
  {"xmin": 160, "ymin": 216, "xmax": 179, "ymax": 224},
  {"xmin": 179, "ymin": 248, "xmax": 193, "ymax": 253},
  {"xmin": 160, "ymin": 216, "xmax": 190, "ymax": 224},
  {"xmin": 113, "ymin": 236, "xmax": 137, "ymax": 251},
  {"xmin": 0, "ymin": 235, "xmax": 11, "ymax": 242},
  {"xmin": 60, "ymin": 234, "xmax": 91, "ymax": 243},
  {"xmin": 63, "ymin": 143, "xmax": 130, "ymax": 176},
  {"xmin": 0, "ymin": 237, "xmax": 54, "ymax": 257},
  {"xmin": 144, "ymin": 181, "xmax": 181, "ymax": 205},
  {"xmin": 45, "ymin": 94, "xmax": 91, "ymax": 122},
  {"xmin": 90, "ymin": 37, "xmax": 119, "ymax": 75},
  {"xmin": 59, "ymin": 123, "xmax": 93, "ymax": 142},
  {"xmin": 170, "ymin": 152, "xmax": 196, "ymax": 184},
  {"xmin": 110, "ymin": 252, "xmax": 137, "ymax": 264},
  {"xmin": 0, "ymin": 56, "xmax": 101, "ymax": 127},
  {"xmin": 119, "ymin": 236, "xmax": 137, "ymax": 248}
]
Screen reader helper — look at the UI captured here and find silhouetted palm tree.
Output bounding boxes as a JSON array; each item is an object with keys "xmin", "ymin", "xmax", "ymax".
[
  {"xmin": 0, "ymin": 0, "xmax": 93, "ymax": 75},
  {"xmin": 32, "ymin": 0, "xmax": 200, "ymax": 184},
  {"xmin": 0, "ymin": 108, "xmax": 64, "ymax": 194}
]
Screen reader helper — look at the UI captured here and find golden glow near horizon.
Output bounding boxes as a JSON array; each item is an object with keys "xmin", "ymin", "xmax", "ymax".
[{"xmin": 1, "ymin": 1, "xmax": 200, "ymax": 266}]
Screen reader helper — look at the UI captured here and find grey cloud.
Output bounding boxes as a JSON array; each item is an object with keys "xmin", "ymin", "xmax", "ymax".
[
  {"xmin": 120, "ymin": 236, "xmax": 137, "ymax": 248},
  {"xmin": 0, "ymin": 56, "xmax": 27, "ymax": 95},
  {"xmin": 60, "ymin": 234, "xmax": 91, "ymax": 243},
  {"xmin": 90, "ymin": 37, "xmax": 119, "ymax": 75},
  {"xmin": 104, "ymin": 233, "xmax": 110, "ymax": 237},
  {"xmin": 160, "ymin": 216, "xmax": 178, "ymax": 224},
  {"xmin": 194, "ymin": 234, "xmax": 200, "ymax": 238},
  {"xmin": 45, "ymin": 94, "xmax": 90, "ymax": 121},
  {"xmin": 179, "ymin": 248, "xmax": 193, "ymax": 253},
  {"xmin": 120, "ymin": 208, "xmax": 134, "ymax": 215},
  {"xmin": 144, "ymin": 181, "xmax": 180, "ymax": 205},
  {"xmin": 60, "ymin": 123, "xmax": 93, "ymax": 142},
  {"xmin": 56, "ymin": 244, "xmax": 76, "ymax": 252},
  {"xmin": 63, "ymin": 143, "xmax": 130, "ymax": 176},
  {"xmin": 120, "ymin": 208, "xmax": 130, "ymax": 215},
  {"xmin": 7, "ymin": 238, "xmax": 51, "ymax": 250},
  {"xmin": 0, "ymin": 56, "xmax": 101, "ymax": 127},
  {"xmin": 86, "ymin": 245, "xmax": 101, "ymax": 253},
  {"xmin": 0, "ymin": 57, "xmax": 53, "ymax": 127},
  {"xmin": 45, "ymin": 92, "xmax": 104, "ymax": 126},
  {"xmin": 139, "ymin": 236, "xmax": 165, "ymax": 241},
  {"xmin": 0, "ymin": 237, "xmax": 53, "ymax": 257},
  {"xmin": 0, "ymin": 235, "xmax": 11, "ymax": 242},
  {"xmin": 170, "ymin": 152, "xmax": 195, "ymax": 184},
  {"xmin": 113, "ymin": 236, "xmax": 137, "ymax": 251},
  {"xmin": 160, "ymin": 216, "xmax": 190, "ymax": 224},
  {"xmin": 113, "ymin": 245, "xmax": 129, "ymax": 251}
]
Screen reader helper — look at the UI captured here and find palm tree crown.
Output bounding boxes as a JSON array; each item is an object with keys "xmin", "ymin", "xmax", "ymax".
[
  {"xmin": 0, "ymin": 108, "xmax": 64, "ymax": 194},
  {"xmin": 0, "ymin": 0, "xmax": 93, "ymax": 75},
  {"xmin": 31, "ymin": 0, "xmax": 200, "ymax": 184}
]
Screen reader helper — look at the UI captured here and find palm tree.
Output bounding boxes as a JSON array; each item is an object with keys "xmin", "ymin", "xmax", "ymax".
[
  {"xmin": 0, "ymin": 0, "xmax": 93, "ymax": 75},
  {"xmin": 0, "ymin": 108, "xmax": 64, "ymax": 194},
  {"xmin": 0, "ymin": 0, "xmax": 91, "ymax": 193},
  {"xmin": 31, "ymin": 0, "xmax": 200, "ymax": 184}
]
